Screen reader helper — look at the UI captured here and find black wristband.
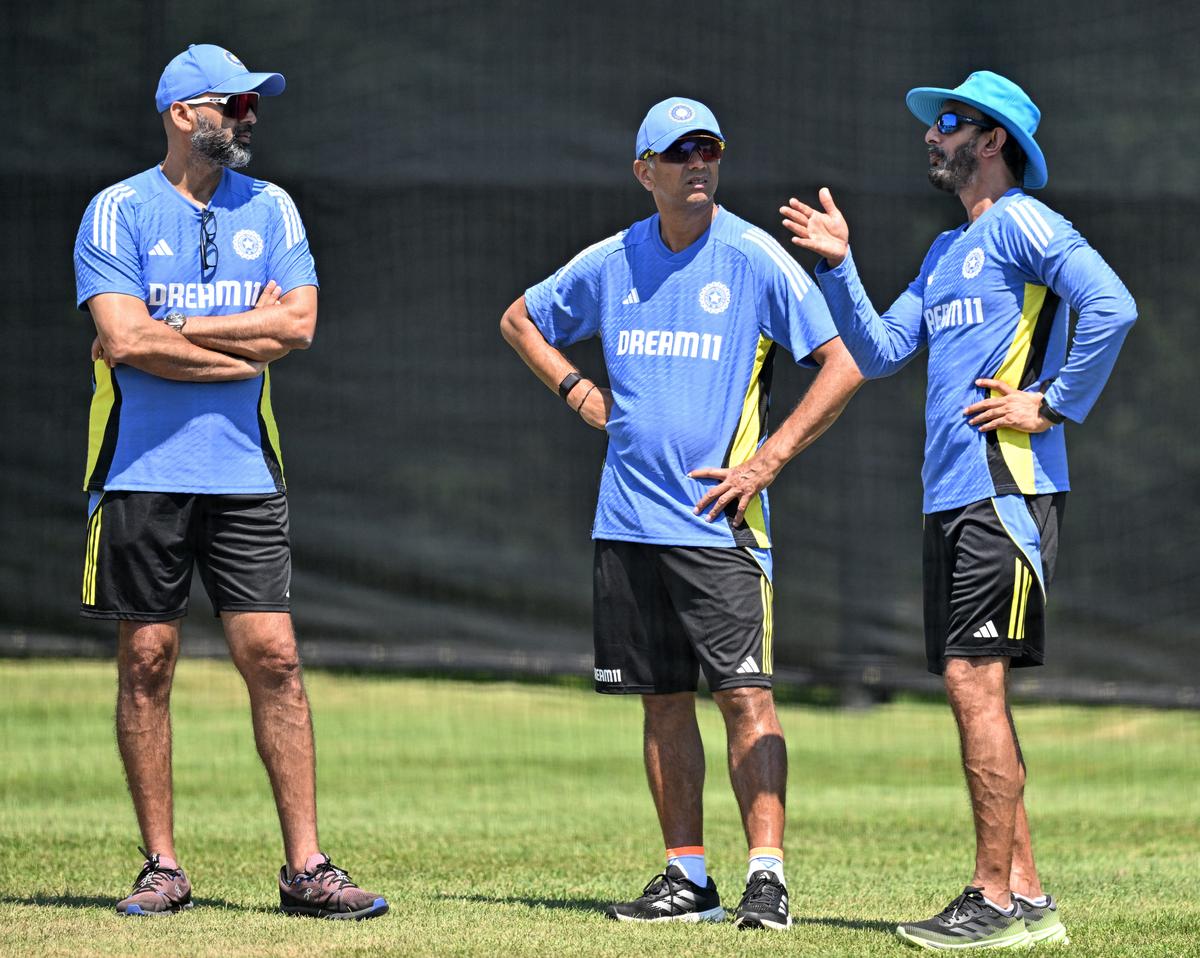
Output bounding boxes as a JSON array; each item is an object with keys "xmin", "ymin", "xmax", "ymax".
[
  {"xmin": 557, "ymin": 371, "xmax": 583, "ymax": 401},
  {"xmin": 1040, "ymin": 397, "xmax": 1066, "ymax": 425}
]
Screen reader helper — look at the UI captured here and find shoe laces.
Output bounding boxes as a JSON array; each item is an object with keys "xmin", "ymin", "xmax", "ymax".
[
  {"xmin": 742, "ymin": 872, "xmax": 783, "ymax": 910},
  {"xmin": 132, "ymin": 845, "xmax": 177, "ymax": 892},
  {"xmin": 304, "ymin": 858, "xmax": 358, "ymax": 891},
  {"xmin": 939, "ymin": 887, "xmax": 985, "ymax": 924},
  {"xmin": 638, "ymin": 870, "xmax": 688, "ymax": 906}
]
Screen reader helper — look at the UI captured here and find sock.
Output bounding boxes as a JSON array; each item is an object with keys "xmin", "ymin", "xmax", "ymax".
[
  {"xmin": 1013, "ymin": 891, "xmax": 1049, "ymax": 908},
  {"xmin": 747, "ymin": 846, "xmax": 785, "ymax": 884},
  {"xmin": 666, "ymin": 846, "xmax": 707, "ymax": 886},
  {"xmin": 983, "ymin": 894, "xmax": 1018, "ymax": 916}
]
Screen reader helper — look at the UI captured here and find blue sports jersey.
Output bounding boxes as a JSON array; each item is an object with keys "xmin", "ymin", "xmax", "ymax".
[
  {"xmin": 74, "ymin": 165, "xmax": 318, "ymax": 494},
  {"xmin": 525, "ymin": 207, "xmax": 837, "ymax": 550},
  {"xmin": 815, "ymin": 188, "xmax": 1136, "ymax": 513}
]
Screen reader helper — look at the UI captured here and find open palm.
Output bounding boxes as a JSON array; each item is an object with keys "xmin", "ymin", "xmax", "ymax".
[{"xmin": 780, "ymin": 187, "xmax": 850, "ymax": 266}]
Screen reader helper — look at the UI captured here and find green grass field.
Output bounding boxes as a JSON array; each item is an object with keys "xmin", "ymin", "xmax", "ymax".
[{"xmin": 1, "ymin": 659, "xmax": 1197, "ymax": 957}]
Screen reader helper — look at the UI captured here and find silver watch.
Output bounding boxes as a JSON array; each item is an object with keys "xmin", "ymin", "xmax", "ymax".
[{"xmin": 163, "ymin": 310, "xmax": 187, "ymax": 333}]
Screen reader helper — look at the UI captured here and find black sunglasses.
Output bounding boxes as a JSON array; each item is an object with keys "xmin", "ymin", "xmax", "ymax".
[
  {"xmin": 642, "ymin": 136, "xmax": 725, "ymax": 164},
  {"xmin": 935, "ymin": 111, "xmax": 995, "ymax": 135},
  {"xmin": 200, "ymin": 209, "xmax": 218, "ymax": 273}
]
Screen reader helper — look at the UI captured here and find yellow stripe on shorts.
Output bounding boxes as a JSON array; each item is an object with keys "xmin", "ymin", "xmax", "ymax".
[
  {"xmin": 82, "ymin": 504, "xmax": 103, "ymax": 606},
  {"xmin": 759, "ymin": 575, "xmax": 774, "ymax": 674},
  {"xmin": 1007, "ymin": 558, "xmax": 1033, "ymax": 641}
]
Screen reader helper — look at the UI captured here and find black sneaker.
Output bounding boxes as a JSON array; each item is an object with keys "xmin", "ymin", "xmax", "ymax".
[
  {"xmin": 896, "ymin": 886, "xmax": 1032, "ymax": 950},
  {"xmin": 605, "ymin": 865, "xmax": 724, "ymax": 923},
  {"xmin": 734, "ymin": 869, "xmax": 791, "ymax": 930}
]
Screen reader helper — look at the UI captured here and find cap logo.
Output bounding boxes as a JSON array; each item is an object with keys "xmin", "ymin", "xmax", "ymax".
[
  {"xmin": 223, "ymin": 50, "xmax": 244, "ymax": 67},
  {"xmin": 699, "ymin": 281, "xmax": 731, "ymax": 315},
  {"xmin": 668, "ymin": 103, "xmax": 696, "ymax": 123},
  {"xmin": 961, "ymin": 246, "xmax": 985, "ymax": 279}
]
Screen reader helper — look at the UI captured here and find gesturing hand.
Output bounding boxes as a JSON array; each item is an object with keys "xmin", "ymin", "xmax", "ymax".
[
  {"xmin": 690, "ymin": 457, "xmax": 779, "ymax": 526},
  {"xmin": 965, "ymin": 379, "xmax": 1052, "ymax": 434},
  {"xmin": 780, "ymin": 188, "xmax": 850, "ymax": 267}
]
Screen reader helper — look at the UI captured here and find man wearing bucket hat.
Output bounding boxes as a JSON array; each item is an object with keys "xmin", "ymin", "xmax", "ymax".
[
  {"xmin": 502, "ymin": 97, "xmax": 862, "ymax": 929},
  {"xmin": 74, "ymin": 44, "xmax": 387, "ymax": 919},
  {"xmin": 782, "ymin": 71, "xmax": 1136, "ymax": 948}
]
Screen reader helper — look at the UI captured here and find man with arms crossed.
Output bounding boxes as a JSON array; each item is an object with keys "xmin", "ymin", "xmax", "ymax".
[
  {"xmin": 783, "ymin": 71, "xmax": 1136, "ymax": 949},
  {"xmin": 75, "ymin": 44, "xmax": 386, "ymax": 919},
  {"xmin": 502, "ymin": 97, "xmax": 862, "ymax": 929}
]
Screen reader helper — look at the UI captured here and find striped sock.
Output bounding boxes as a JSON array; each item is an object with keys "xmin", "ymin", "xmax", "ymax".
[
  {"xmin": 747, "ymin": 846, "xmax": 784, "ymax": 883},
  {"xmin": 666, "ymin": 846, "xmax": 707, "ymax": 886}
]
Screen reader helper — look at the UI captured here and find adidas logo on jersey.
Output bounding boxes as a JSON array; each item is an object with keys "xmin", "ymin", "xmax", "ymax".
[
  {"xmin": 973, "ymin": 620, "xmax": 999, "ymax": 639},
  {"xmin": 148, "ymin": 239, "xmax": 174, "ymax": 256},
  {"xmin": 735, "ymin": 656, "xmax": 759, "ymax": 674},
  {"xmin": 622, "ymin": 288, "xmax": 640, "ymax": 305}
]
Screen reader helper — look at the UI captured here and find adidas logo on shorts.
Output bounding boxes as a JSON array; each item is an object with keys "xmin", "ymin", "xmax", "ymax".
[
  {"xmin": 735, "ymin": 656, "xmax": 759, "ymax": 674},
  {"xmin": 972, "ymin": 620, "xmax": 999, "ymax": 639}
]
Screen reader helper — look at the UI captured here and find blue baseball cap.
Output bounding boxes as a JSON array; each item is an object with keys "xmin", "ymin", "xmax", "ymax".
[
  {"xmin": 635, "ymin": 97, "xmax": 724, "ymax": 159},
  {"xmin": 905, "ymin": 71, "xmax": 1047, "ymax": 189},
  {"xmin": 155, "ymin": 44, "xmax": 285, "ymax": 114}
]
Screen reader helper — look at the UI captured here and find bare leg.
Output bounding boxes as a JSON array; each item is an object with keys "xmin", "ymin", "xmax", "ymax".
[
  {"xmin": 116, "ymin": 620, "xmax": 182, "ymax": 861},
  {"xmin": 222, "ymin": 611, "xmax": 318, "ymax": 873},
  {"xmin": 641, "ymin": 692, "xmax": 704, "ymax": 849},
  {"xmin": 712, "ymin": 687, "xmax": 786, "ymax": 850},
  {"xmin": 1006, "ymin": 703, "xmax": 1045, "ymax": 899},
  {"xmin": 944, "ymin": 657, "xmax": 1020, "ymax": 907}
]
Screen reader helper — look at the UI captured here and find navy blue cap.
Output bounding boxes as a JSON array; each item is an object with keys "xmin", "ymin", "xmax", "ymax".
[
  {"xmin": 155, "ymin": 44, "xmax": 285, "ymax": 114},
  {"xmin": 635, "ymin": 97, "xmax": 724, "ymax": 159},
  {"xmin": 906, "ymin": 70, "xmax": 1047, "ymax": 189}
]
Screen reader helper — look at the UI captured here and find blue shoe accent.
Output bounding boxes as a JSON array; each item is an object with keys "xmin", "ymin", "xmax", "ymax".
[
  {"xmin": 124, "ymin": 904, "xmax": 144, "ymax": 915},
  {"xmin": 373, "ymin": 898, "xmax": 387, "ymax": 908}
]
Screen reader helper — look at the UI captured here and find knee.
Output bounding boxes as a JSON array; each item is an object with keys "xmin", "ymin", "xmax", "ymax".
[
  {"xmin": 246, "ymin": 642, "xmax": 304, "ymax": 690},
  {"xmin": 120, "ymin": 641, "xmax": 176, "ymax": 698},
  {"xmin": 715, "ymin": 687, "xmax": 776, "ymax": 723},
  {"xmin": 642, "ymin": 692, "xmax": 695, "ymax": 726}
]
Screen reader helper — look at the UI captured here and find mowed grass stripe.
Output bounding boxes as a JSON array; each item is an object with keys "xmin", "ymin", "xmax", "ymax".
[{"xmin": 0, "ymin": 660, "xmax": 1197, "ymax": 957}]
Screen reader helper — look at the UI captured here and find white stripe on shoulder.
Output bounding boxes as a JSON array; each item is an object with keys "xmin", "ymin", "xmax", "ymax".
[
  {"xmin": 559, "ymin": 230, "xmax": 627, "ymax": 279},
  {"xmin": 741, "ymin": 227, "xmax": 812, "ymax": 300},
  {"xmin": 1005, "ymin": 201, "xmax": 1047, "ymax": 255},
  {"xmin": 1015, "ymin": 198, "xmax": 1055, "ymax": 243},
  {"xmin": 265, "ymin": 184, "xmax": 303, "ymax": 250},
  {"xmin": 92, "ymin": 184, "xmax": 136, "ymax": 255}
]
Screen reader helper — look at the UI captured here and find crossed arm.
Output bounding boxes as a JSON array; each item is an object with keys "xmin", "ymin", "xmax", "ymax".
[{"xmin": 88, "ymin": 282, "xmax": 317, "ymax": 382}]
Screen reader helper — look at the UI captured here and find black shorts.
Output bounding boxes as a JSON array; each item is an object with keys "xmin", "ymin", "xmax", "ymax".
[
  {"xmin": 81, "ymin": 491, "xmax": 292, "ymax": 621},
  {"xmin": 923, "ymin": 493, "xmax": 1065, "ymax": 675},
  {"xmin": 592, "ymin": 540, "xmax": 774, "ymax": 694}
]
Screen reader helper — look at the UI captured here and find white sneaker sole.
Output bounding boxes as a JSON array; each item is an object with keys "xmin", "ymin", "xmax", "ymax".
[
  {"xmin": 896, "ymin": 925, "xmax": 1034, "ymax": 950},
  {"xmin": 612, "ymin": 906, "xmax": 726, "ymax": 923}
]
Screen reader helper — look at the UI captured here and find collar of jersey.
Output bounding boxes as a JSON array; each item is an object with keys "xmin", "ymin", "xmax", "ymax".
[
  {"xmin": 962, "ymin": 188, "xmax": 1025, "ymax": 236},
  {"xmin": 648, "ymin": 206, "xmax": 720, "ymax": 263},
  {"xmin": 154, "ymin": 164, "xmax": 230, "ymax": 216}
]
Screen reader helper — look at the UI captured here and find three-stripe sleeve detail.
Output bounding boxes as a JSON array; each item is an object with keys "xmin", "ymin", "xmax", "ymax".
[
  {"xmin": 91, "ymin": 185, "xmax": 136, "ymax": 255},
  {"xmin": 741, "ymin": 227, "xmax": 813, "ymax": 301}
]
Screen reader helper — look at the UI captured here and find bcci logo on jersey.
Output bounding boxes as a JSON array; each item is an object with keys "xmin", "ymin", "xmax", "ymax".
[
  {"xmin": 233, "ymin": 229, "xmax": 264, "ymax": 260},
  {"xmin": 699, "ymin": 281, "xmax": 731, "ymax": 314},
  {"xmin": 962, "ymin": 246, "xmax": 985, "ymax": 279}
]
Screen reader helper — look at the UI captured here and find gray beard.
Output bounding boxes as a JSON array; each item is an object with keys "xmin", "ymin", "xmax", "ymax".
[
  {"xmin": 927, "ymin": 136, "xmax": 979, "ymax": 194},
  {"xmin": 191, "ymin": 114, "xmax": 251, "ymax": 169}
]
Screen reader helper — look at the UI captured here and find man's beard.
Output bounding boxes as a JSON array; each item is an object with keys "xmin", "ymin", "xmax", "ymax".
[
  {"xmin": 927, "ymin": 135, "xmax": 979, "ymax": 193},
  {"xmin": 191, "ymin": 113, "xmax": 252, "ymax": 169}
]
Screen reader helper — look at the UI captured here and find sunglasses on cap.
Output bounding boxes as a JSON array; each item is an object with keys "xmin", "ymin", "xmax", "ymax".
[
  {"xmin": 641, "ymin": 136, "xmax": 725, "ymax": 164},
  {"xmin": 935, "ymin": 111, "xmax": 995, "ymax": 135},
  {"xmin": 183, "ymin": 92, "xmax": 260, "ymax": 121}
]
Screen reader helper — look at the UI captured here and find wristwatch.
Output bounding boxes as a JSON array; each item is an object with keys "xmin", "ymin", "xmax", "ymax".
[
  {"xmin": 1039, "ymin": 397, "xmax": 1066, "ymax": 425},
  {"xmin": 163, "ymin": 310, "xmax": 187, "ymax": 333}
]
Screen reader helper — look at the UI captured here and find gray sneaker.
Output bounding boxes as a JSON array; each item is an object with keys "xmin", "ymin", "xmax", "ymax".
[
  {"xmin": 278, "ymin": 852, "xmax": 388, "ymax": 920},
  {"xmin": 116, "ymin": 846, "xmax": 193, "ymax": 916},
  {"xmin": 1012, "ymin": 892, "xmax": 1069, "ymax": 946},
  {"xmin": 896, "ymin": 886, "xmax": 1032, "ymax": 950}
]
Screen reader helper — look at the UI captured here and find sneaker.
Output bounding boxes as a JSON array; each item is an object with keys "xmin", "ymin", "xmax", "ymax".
[
  {"xmin": 896, "ymin": 886, "xmax": 1033, "ymax": 950},
  {"xmin": 116, "ymin": 846, "xmax": 193, "ymax": 916},
  {"xmin": 605, "ymin": 865, "xmax": 725, "ymax": 923},
  {"xmin": 278, "ymin": 852, "xmax": 388, "ymax": 920},
  {"xmin": 1013, "ymin": 892, "xmax": 1069, "ymax": 946},
  {"xmin": 734, "ymin": 870, "xmax": 791, "ymax": 930}
]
